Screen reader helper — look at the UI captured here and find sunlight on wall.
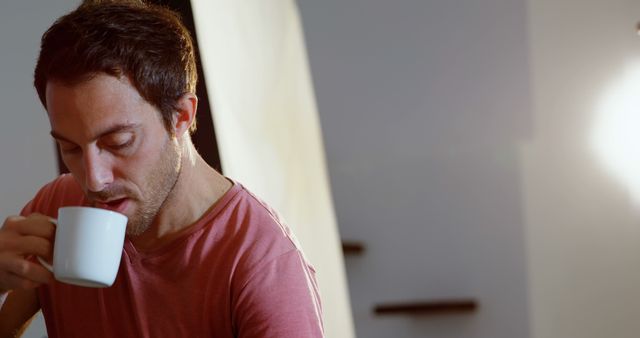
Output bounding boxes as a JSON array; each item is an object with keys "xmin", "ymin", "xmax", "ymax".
[
  {"xmin": 190, "ymin": 1, "xmax": 355, "ymax": 337},
  {"xmin": 592, "ymin": 61, "xmax": 640, "ymax": 203}
]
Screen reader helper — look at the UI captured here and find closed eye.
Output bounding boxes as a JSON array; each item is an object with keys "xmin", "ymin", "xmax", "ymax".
[{"xmin": 107, "ymin": 139, "xmax": 134, "ymax": 150}]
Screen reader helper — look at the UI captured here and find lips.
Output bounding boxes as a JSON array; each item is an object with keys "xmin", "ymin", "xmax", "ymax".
[{"xmin": 94, "ymin": 198, "xmax": 130, "ymax": 213}]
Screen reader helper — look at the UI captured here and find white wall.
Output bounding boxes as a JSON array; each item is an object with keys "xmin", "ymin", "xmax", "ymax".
[
  {"xmin": 524, "ymin": 0, "xmax": 640, "ymax": 337},
  {"xmin": 0, "ymin": 2, "xmax": 79, "ymax": 337},
  {"xmin": 297, "ymin": 0, "xmax": 532, "ymax": 337},
  {"xmin": 299, "ymin": 0, "xmax": 640, "ymax": 338},
  {"xmin": 0, "ymin": 2, "xmax": 73, "ymax": 215}
]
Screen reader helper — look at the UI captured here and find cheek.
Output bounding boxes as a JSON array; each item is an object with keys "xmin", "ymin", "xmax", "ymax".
[
  {"xmin": 114, "ymin": 149, "xmax": 157, "ymax": 184},
  {"xmin": 110, "ymin": 159, "xmax": 139, "ymax": 183},
  {"xmin": 115, "ymin": 130, "xmax": 171, "ymax": 183}
]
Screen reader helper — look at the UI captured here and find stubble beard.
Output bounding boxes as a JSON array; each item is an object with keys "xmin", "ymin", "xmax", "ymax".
[{"xmin": 126, "ymin": 137, "xmax": 182, "ymax": 237}]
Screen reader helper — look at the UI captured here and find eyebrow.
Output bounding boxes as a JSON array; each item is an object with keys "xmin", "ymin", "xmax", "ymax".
[{"xmin": 50, "ymin": 123, "xmax": 141, "ymax": 144}]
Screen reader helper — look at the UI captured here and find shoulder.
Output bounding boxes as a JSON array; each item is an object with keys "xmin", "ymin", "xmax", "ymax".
[
  {"xmin": 216, "ymin": 182, "xmax": 308, "ymax": 274},
  {"xmin": 226, "ymin": 184, "xmax": 301, "ymax": 252},
  {"xmin": 20, "ymin": 174, "xmax": 85, "ymax": 217}
]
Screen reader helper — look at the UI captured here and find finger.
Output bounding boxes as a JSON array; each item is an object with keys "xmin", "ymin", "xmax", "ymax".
[
  {"xmin": 0, "ymin": 270, "xmax": 41, "ymax": 290},
  {"xmin": 4, "ymin": 215, "xmax": 26, "ymax": 223},
  {"xmin": 0, "ymin": 234, "xmax": 53, "ymax": 259},
  {"xmin": 9, "ymin": 214, "xmax": 56, "ymax": 239},
  {"xmin": 1, "ymin": 215, "xmax": 26, "ymax": 231},
  {"xmin": 0, "ymin": 254, "xmax": 53, "ymax": 285},
  {"xmin": 12, "ymin": 236, "xmax": 53, "ymax": 259}
]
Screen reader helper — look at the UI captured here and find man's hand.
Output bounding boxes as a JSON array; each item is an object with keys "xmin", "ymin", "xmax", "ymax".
[{"xmin": 0, "ymin": 214, "xmax": 54, "ymax": 292}]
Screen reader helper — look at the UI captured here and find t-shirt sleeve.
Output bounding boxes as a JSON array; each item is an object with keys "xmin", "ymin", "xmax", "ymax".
[
  {"xmin": 232, "ymin": 249, "xmax": 324, "ymax": 338},
  {"xmin": 19, "ymin": 182, "xmax": 53, "ymax": 216},
  {"xmin": 18, "ymin": 174, "xmax": 84, "ymax": 218}
]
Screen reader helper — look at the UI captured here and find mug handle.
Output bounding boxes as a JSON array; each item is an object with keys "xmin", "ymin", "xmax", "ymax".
[
  {"xmin": 37, "ymin": 218, "xmax": 57, "ymax": 273},
  {"xmin": 37, "ymin": 256, "xmax": 53, "ymax": 273}
]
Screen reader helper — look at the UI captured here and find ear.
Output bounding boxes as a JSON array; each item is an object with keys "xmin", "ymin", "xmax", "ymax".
[{"xmin": 173, "ymin": 93, "xmax": 198, "ymax": 138}]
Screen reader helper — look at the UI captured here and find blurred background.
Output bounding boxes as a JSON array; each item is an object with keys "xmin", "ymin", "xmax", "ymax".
[{"xmin": 3, "ymin": 0, "xmax": 640, "ymax": 337}]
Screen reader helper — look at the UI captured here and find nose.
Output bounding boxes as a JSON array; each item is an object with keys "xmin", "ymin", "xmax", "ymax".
[{"xmin": 83, "ymin": 148, "xmax": 114, "ymax": 192}]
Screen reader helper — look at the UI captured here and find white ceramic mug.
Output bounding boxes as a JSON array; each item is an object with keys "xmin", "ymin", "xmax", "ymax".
[{"xmin": 39, "ymin": 206, "xmax": 128, "ymax": 288}]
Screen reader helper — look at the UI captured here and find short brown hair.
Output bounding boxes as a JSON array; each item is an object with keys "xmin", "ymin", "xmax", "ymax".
[{"xmin": 34, "ymin": 1, "xmax": 198, "ymax": 133}]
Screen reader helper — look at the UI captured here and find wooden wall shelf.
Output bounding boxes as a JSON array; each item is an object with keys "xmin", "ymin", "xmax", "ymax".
[
  {"xmin": 341, "ymin": 241, "xmax": 365, "ymax": 255},
  {"xmin": 374, "ymin": 299, "xmax": 478, "ymax": 316}
]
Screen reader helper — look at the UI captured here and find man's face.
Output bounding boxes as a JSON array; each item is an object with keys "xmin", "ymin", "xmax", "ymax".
[{"xmin": 46, "ymin": 74, "xmax": 181, "ymax": 236}]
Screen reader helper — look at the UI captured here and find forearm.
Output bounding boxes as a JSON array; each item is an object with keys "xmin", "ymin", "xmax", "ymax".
[{"xmin": 0, "ymin": 289, "xmax": 40, "ymax": 338}]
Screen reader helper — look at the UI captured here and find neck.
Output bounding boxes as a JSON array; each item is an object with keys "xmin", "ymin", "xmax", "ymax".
[{"xmin": 130, "ymin": 138, "xmax": 231, "ymax": 252}]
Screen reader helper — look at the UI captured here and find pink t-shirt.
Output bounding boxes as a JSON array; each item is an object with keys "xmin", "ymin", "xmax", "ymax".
[{"xmin": 21, "ymin": 174, "xmax": 324, "ymax": 338}]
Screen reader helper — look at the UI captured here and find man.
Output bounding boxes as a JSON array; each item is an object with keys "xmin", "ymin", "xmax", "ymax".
[{"xmin": 0, "ymin": 1, "xmax": 323, "ymax": 337}]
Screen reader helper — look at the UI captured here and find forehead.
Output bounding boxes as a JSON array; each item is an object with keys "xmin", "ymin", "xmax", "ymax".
[{"xmin": 45, "ymin": 74, "xmax": 161, "ymax": 140}]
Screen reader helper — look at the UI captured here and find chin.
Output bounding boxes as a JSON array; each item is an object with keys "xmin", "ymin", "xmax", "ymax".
[{"xmin": 125, "ymin": 219, "xmax": 150, "ymax": 237}]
